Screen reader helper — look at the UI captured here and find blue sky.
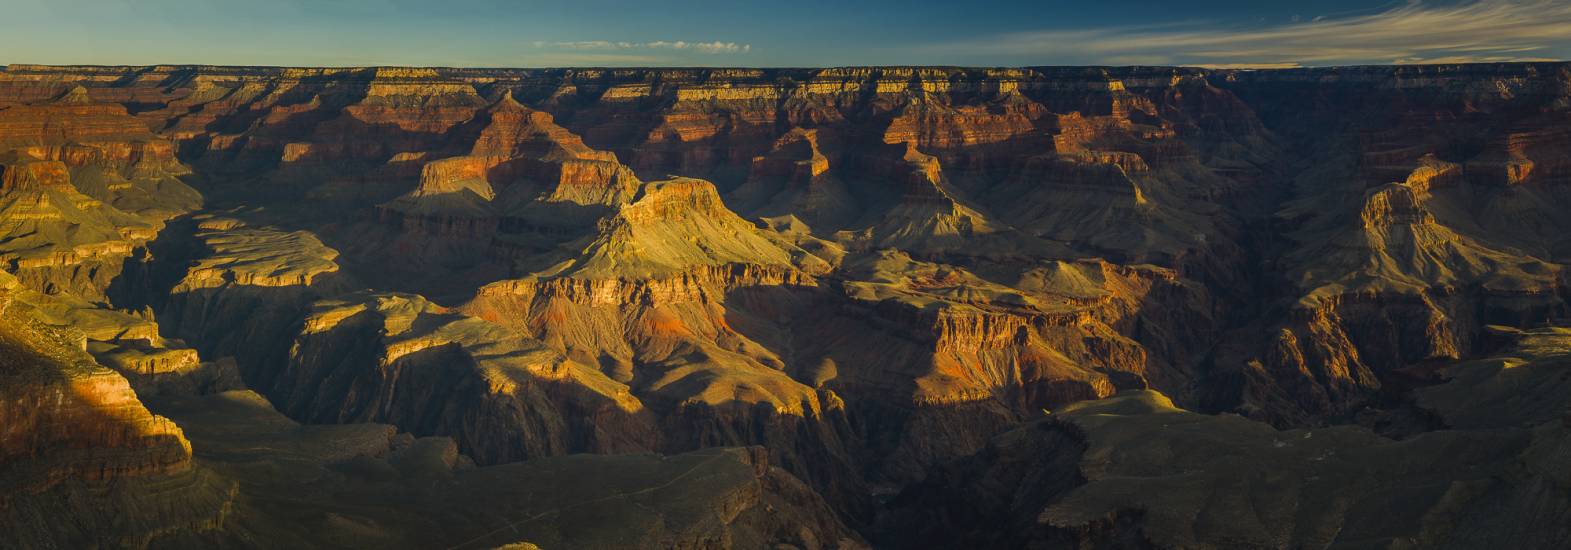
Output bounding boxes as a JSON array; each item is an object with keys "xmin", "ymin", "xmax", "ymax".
[{"xmin": 9, "ymin": 0, "xmax": 1570, "ymax": 67}]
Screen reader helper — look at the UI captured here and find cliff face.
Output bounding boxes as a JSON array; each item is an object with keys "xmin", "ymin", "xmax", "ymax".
[{"xmin": 4, "ymin": 62, "xmax": 1571, "ymax": 547}]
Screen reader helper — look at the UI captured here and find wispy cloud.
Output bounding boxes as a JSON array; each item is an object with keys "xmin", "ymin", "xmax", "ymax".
[
  {"xmin": 1188, "ymin": 62, "xmax": 1306, "ymax": 70},
  {"xmin": 929, "ymin": 0, "xmax": 1571, "ymax": 66},
  {"xmin": 533, "ymin": 40, "xmax": 750, "ymax": 54}
]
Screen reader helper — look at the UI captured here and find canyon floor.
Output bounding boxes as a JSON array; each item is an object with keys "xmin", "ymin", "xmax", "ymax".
[{"xmin": 2, "ymin": 63, "xmax": 1571, "ymax": 549}]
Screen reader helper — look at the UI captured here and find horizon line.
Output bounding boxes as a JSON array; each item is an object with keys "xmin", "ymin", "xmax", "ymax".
[{"xmin": 5, "ymin": 60, "xmax": 1569, "ymax": 72}]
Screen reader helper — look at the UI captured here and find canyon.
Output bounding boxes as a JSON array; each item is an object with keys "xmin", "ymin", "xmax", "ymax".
[{"xmin": 0, "ymin": 62, "xmax": 1569, "ymax": 548}]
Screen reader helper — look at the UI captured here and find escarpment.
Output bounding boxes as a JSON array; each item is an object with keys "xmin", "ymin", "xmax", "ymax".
[{"xmin": 5, "ymin": 62, "xmax": 1571, "ymax": 547}]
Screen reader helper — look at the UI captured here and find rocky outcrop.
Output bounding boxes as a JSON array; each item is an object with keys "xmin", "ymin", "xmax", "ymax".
[{"xmin": 526, "ymin": 177, "xmax": 824, "ymax": 279}]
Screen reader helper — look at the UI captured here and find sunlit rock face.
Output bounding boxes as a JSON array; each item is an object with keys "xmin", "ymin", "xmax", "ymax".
[{"xmin": 2, "ymin": 62, "xmax": 1571, "ymax": 548}]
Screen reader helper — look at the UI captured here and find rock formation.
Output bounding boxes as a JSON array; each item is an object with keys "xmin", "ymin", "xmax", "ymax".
[{"xmin": 3, "ymin": 62, "xmax": 1571, "ymax": 548}]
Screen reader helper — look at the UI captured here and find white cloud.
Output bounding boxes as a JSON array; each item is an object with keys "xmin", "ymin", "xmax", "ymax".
[
  {"xmin": 928, "ymin": 0, "xmax": 1571, "ymax": 66},
  {"xmin": 536, "ymin": 40, "xmax": 750, "ymax": 54}
]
